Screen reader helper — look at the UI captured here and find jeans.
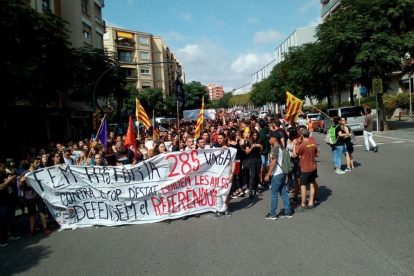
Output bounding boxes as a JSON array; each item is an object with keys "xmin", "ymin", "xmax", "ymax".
[
  {"xmin": 332, "ymin": 145, "xmax": 345, "ymax": 169},
  {"xmin": 363, "ymin": 131, "xmax": 377, "ymax": 150},
  {"xmin": 269, "ymin": 173, "xmax": 291, "ymax": 216},
  {"xmin": 248, "ymin": 158, "xmax": 261, "ymax": 193}
]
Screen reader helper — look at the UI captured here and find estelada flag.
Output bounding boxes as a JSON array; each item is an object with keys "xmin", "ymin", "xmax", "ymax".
[
  {"xmin": 136, "ymin": 98, "xmax": 151, "ymax": 129},
  {"xmin": 194, "ymin": 97, "xmax": 204, "ymax": 139},
  {"xmin": 124, "ymin": 116, "xmax": 137, "ymax": 154},
  {"xmin": 285, "ymin": 92, "xmax": 304, "ymax": 122}
]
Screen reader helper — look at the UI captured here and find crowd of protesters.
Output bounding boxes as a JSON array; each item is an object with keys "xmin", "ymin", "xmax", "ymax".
[{"xmin": 1, "ymin": 109, "xmax": 364, "ymax": 246}]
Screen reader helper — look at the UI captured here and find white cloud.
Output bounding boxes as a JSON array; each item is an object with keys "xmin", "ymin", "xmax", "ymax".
[
  {"xmin": 180, "ymin": 12, "xmax": 192, "ymax": 21},
  {"xmin": 297, "ymin": 0, "xmax": 319, "ymax": 14},
  {"xmin": 248, "ymin": 16, "xmax": 259, "ymax": 23},
  {"xmin": 231, "ymin": 53, "xmax": 274, "ymax": 74},
  {"xmin": 253, "ymin": 30, "xmax": 284, "ymax": 45},
  {"xmin": 176, "ymin": 41, "xmax": 274, "ymax": 91},
  {"xmin": 307, "ymin": 16, "xmax": 322, "ymax": 27},
  {"xmin": 103, "ymin": 18, "xmax": 124, "ymax": 29}
]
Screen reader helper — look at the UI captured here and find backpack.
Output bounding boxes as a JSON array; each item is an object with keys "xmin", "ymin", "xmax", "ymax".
[
  {"xmin": 325, "ymin": 125, "xmax": 339, "ymax": 145},
  {"xmin": 275, "ymin": 146, "xmax": 294, "ymax": 174}
]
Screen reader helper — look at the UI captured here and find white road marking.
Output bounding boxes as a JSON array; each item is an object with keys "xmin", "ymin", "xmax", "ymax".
[
  {"xmin": 393, "ymin": 141, "xmax": 405, "ymax": 143},
  {"xmin": 374, "ymin": 134, "xmax": 414, "ymax": 142}
]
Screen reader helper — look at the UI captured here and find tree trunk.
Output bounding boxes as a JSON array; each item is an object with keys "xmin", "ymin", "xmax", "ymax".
[
  {"xmin": 377, "ymin": 93, "xmax": 389, "ymax": 131},
  {"xmin": 350, "ymin": 85, "xmax": 354, "ymax": 106},
  {"xmin": 327, "ymin": 92, "xmax": 332, "ymax": 108}
]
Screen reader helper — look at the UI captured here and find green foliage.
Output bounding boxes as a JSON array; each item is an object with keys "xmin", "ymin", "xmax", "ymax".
[
  {"xmin": 0, "ymin": 0, "xmax": 73, "ymax": 105},
  {"xmin": 382, "ymin": 94, "xmax": 397, "ymax": 111},
  {"xmin": 211, "ymin": 92, "xmax": 233, "ymax": 109},
  {"xmin": 120, "ymin": 84, "xmax": 164, "ymax": 116},
  {"xmin": 339, "ymin": 100, "xmax": 351, "ymax": 107},
  {"xmin": 361, "ymin": 95, "xmax": 377, "ymax": 109},
  {"xmin": 182, "ymin": 81, "xmax": 210, "ymax": 110},
  {"xmin": 229, "ymin": 93, "xmax": 252, "ymax": 107},
  {"xmin": 396, "ymin": 93, "xmax": 411, "ymax": 109}
]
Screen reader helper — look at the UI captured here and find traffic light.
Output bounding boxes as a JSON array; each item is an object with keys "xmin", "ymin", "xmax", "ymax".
[{"xmin": 92, "ymin": 110, "xmax": 102, "ymax": 130}]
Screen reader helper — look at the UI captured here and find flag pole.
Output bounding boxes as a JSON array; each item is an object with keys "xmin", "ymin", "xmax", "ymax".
[
  {"xmin": 176, "ymin": 100, "xmax": 181, "ymax": 145},
  {"xmin": 308, "ymin": 104, "xmax": 332, "ymax": 120},
  {"xmin": 88, "ymin": 113, "xmax": 106, "ymax": 159},
  {"xmin": 136, "ymin": 98, "xmax": 140, "ymax": 142},
  {"xmin": 152, "ymin": 109, "xmax": 155, "ymax": 141}
]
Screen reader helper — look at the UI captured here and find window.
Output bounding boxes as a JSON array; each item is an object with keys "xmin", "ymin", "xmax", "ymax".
[
  {"xmin": 341, "ymin": 106, "xmax": 364, "ymax": 118},
  {"xmin": 138, "ymin": 36, "xmax": 149, "ymax": 45},
  {"xmin": 122, "ymin": 68, "xmax": 135, "ymax": 78},
  {"xmin": 96, "ymin": 33, "xmax": 103, "ymax": 49},
  {"xmin": 42, "ymin": 0, "xmax": 52, "ymax": 12},
  {"xmin": 82, "ymin": 24, "xmax": 91, "ymax": 39},
  {"xmin": 142, "ymin": 83, "xmax": 152, "ymax": 90},
  {"xmin": 94, "ymin": 3, "xmax": 101, "ymax": 22},
  {"xmin": 328, "ymin": 110, "xmax": 338, "ymax": 117},
  {"xmin": 81, "ymin": 0, "xmax": 89, "ymax": 14},
  {"xmin": 118, "ymin": 51, "xmax": 131, "ymax": 62},
  {"xmin": 139, "ymin": 51, "xmax": 149, "ymax": 60},
  {"xmin": 140, "ymin": 67, "xmax": 150, "ymax": 74}
]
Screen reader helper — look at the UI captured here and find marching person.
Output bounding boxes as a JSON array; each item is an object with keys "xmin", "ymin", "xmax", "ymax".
[
  {"xmin": 264, "ymin": 132, "xmax": 293, "ymax": 220},
  {"xmin": 361, "ymin": 107, "xmax": 378, "ymax": 152}
]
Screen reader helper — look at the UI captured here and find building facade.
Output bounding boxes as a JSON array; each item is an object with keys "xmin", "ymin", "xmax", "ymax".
[
  {"xmin": 206, "ymin": 84, "xmax": 224, "ymax": 100},
  {"xmin": 235, "ymin": 26, "xmax": 317, "ymax": 95},
  {"xmin": 103, "ymin": 27, "xmax": 184, "ymax": 96},
  {"xmin": 321, "ymin": 0, "xmax": 342, "ymax": 23},
  {"xmin": 30, "ymin": 0, "xmax": 106, "ymax": 49}
]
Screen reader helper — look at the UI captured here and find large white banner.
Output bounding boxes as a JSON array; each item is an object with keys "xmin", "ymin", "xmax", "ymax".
[
  {"xmin": 183, "ymin": 109, "xmax": 216, "ymax": 121},
  {"xmin": 26, "ymin": 148, "xmax": 235, "ymax": 229}
]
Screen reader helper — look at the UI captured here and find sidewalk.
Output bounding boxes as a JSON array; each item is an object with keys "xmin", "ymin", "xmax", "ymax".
[{"xmin": 375, "ymin": 120, "xmax": 414, "ymax": 141}]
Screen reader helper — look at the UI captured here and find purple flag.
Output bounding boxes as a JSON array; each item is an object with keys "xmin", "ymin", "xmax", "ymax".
[{"xmin": 97, "ymin": 116, "xmax": 108, "ymax": 146}]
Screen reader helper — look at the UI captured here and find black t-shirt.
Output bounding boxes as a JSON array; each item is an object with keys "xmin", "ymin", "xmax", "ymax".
[
  {"xmin": 334, "ymin": 125, "xmax": 345, "ymax": 146},
  {"xmin": 228, "ymin": 143, "xmax": 242, "ymax": 160},
  {"xmin": 0, "ymin": 173, "xmax": 18, "ymax": 206},
  {"xmin": 247, "ymin": 140, "xmax": 261, "ymax": 159},
  {"xmin": 115, "ymin": 149, "xmax": 135, "ymax": 165},
  {"xmin": 213, "ymin": 143, "xmax": 227, "ymax": 148}
]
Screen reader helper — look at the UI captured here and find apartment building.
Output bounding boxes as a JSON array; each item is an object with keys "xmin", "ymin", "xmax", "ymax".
[
  {"xmin": 234, "ymin": 26, "xmax": 317, "ymax": 95},
  {"xmin": 206, "ymin": 84, "xmax": 224, "ymax": 100},
  {"xmin": 30, "ymin": 0, "xmax": 105, "ymax": 49},
  {"xmin": 103, "ymin": 27, "xmax": 184, "ymax": 97},
  {"xmin": 321, "ymin": 0, "xmax": 341, "ymax": 23}
]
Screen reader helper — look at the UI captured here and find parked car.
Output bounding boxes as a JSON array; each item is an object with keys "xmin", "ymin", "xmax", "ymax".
[
  {"xmin": 251, "ymin": 111, "xmax": 259, "ymax": 117},
  {"xmin": 312, "ymin": 115, "xmax": 324, "ymax": 133},
  {"xmin": 322, "ymin": 106, "xmax": 365, "ymax": 133},
  {"xmin": 306, "ymin": 113, "xmax": 321, "ymax": 121},
  {"xmin": 259, "ymin": 111, "xmax": 268, "ymax": 119}
]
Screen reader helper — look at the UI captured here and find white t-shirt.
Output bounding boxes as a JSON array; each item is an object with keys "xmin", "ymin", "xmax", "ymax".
[{"xmin": 270, "ymin": 146, "xmax": 283, "ymax": 176}]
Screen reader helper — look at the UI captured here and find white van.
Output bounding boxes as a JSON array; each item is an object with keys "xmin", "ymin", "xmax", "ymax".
[{"xmin": 322, "ymin": 106, "xmax": 365, "ymax": 133}]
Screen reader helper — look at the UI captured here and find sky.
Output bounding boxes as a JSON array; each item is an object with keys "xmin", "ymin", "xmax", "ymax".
[{"xmin": 103, "ymin": 0, "xmax": 322, "ymax": 92}]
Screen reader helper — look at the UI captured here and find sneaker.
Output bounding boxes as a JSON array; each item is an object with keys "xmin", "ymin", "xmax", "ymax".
[
  {"xmin": 265, "ymin": 213, "xmax": 277, "ymax": 220},
  {"xmin": 345, "ymin": 168, "xmax": 352, "ymax": 172},
  {"xmin": 213, "ymin": 211, "xmax": 221, "ymax": 219},
  {"xmin": 294, "ymin": 205, "xmax": 308, "ymax": 213},
  {"xmin": 314, "ymin": 198, "xmax": 321, "ymax": 205},
  {"xmin": 281, "ymin": 210, "xmax": 294, "ymax": 218},
  {"xmin": 237, "ymin": 192, "xmax": 245, "ymax": 197},
  {"xmin": 7, "ymin": 235, "xmax": 21, "ymax": 241},
  {"xmin": 26, "ymin": 231, "xmax": 35, "ymax": 239},
  {"xmin": 224, "ymin": 210, "xmax": 232, "ymax": 217},
  {"xmin": 307, "ymin": 205, "xmax": 315, "ymax": 211},
  {"xmin": 290, "ymin": 198, "xmax": 298, "ymax": 204},
  {"xmin": 244, "ymin": 188, "xmax": 250, "ymax": 194},
  {"xmin": 43, "ymin": 228, "xmax": 51, "ymax": 235},
  {"xmin": 0, "ymin": 242, "xmax": 8, "ymax": 247},
  {"xmin": 335, "ymin": 170, "xmax": 346, "ymax": 174},
  {"xmin": 230, "ymin": 194, "xmax": 238, "ymax": 199},
  {"xmin": 374, "ymin": 146, "xmax": 378, "ymax": 152},
  {"xmin": 258, "ymin": 184, "xmax": 264, "ymax": 189},
  {"xmin": 72, "ymin": 226, "xmax": 78, "ymax": 230},
  {"xmin": 181, "ymin": 216, "xmax": 188, "ymax": 220},
  {"xmin": 365, "ymin": 149, "xmax": 370, "ymax": 153}
]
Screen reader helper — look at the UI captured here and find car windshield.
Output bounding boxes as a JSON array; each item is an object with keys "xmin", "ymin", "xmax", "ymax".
[
  {"xmin": 307, "ymin": 114, "xmax": 319, "ymax": 119},
  {"xmin": 341, "ymin": 107, "xmax": 364, "ymax": 118}
]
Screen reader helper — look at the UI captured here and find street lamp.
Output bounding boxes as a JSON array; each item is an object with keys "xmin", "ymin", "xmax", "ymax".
[{"xmin": 92, "ymin": 61, "xmax": 173, "ymax": 112}]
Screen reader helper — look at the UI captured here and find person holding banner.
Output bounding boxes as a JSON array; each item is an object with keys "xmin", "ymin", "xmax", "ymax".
[
  {"xmin": 115, "ymin": 141, "xmax": 136, "ymax": 165},
  {"xmin": 19, "ymin": 157, "xmax": 51, "ymax": 238},
  {"xmin": 153, "ymin": 141, "xmax": 167, "ymax": 156}
]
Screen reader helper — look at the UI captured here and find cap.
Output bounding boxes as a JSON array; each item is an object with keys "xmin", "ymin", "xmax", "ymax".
[
  {"xmin": 266, "ymin": 131, "xmax": 281, "ymax": 139},
  {"xmin": 63, "ymin": 148, "xmax": 72, "ymax": 152}
]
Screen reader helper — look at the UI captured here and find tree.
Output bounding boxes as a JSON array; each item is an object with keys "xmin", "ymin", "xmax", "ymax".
[
  {"xmin": 183, "ymin": 81, "xmax": 210, "ymax": 110},
  {"xmin": 68, "ymin": 48, "xmax": 126, "ymax": 104},
  {"xmin": 120, "ymin": 84, "xmax": 165, "ymax": 116},
  {"xmin": 0, "ymin": 0, "xmax": 74, "ymax": 105}
]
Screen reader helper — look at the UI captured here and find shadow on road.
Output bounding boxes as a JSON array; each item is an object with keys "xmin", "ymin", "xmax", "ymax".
[
  {"xmin": 230, "ymin": 196, "xmax": 263, "ymax": 213},
  {"xmin": 318, "ymin": 185, "xmax": 332, "ymax": 203}
]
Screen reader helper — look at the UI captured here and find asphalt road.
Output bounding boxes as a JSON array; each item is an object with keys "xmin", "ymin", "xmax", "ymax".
[{"xmin": 1, "ymin": 132, "xmax": 414, "ymax": 276}]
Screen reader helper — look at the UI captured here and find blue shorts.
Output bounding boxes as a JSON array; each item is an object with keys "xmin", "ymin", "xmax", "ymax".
[{"xmin": 261, "ymin": 155, "xmax": 269, "ymax": 167}]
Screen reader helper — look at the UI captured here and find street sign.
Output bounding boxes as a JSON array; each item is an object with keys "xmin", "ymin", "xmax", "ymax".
[{"xmin": 372, "ymin": 78, "xmax": 383, "ymax": 94}]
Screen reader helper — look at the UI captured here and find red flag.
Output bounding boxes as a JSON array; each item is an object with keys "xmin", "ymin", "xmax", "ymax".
[{"xmin": 124, "ymin": 116, "xmax": 137, "ymax": 154}]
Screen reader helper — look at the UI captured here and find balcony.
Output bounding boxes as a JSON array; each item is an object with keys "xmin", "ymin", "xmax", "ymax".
[
  {"xmin": 321, "ymin": 0, "xmax": 341, "ymax": 17},
  {"xmin": 116, "ymin": 40, "xmax": 136, "ymax": 49},
  {"xmin": 42, "ymin": 1, "xmax": 52, "ymax": 13}
]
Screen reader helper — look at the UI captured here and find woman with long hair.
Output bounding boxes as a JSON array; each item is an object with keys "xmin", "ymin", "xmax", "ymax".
[
  {"xmin": 153, "ymin": 140, "xmax": 167, "ymax": 156},
  {"xmin": 77, "ymin": 146, "xmax": 91, "ymax": 166},
  {"xmin": 286, "ymin": 128, "xmax": 300, "ymax": 194},
  {"xmin": 228, "ymin": 132, "xmax": 244, "ymax": 198},
  {"xmin": 51, "ymin": 152, "xmax": 63, "ymax": 166},
  {"xmin": 39, "ymin": 154, "xmax": 51, "ymax": 168},
  {"xmin": 245, "ymin": 129, "xmax": 262, "ymax": 199}
]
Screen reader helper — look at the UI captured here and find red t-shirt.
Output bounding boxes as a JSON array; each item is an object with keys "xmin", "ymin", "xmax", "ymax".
[{"xmin": 295, "ymin": 139, "xmax": 318, "ymax": 172}]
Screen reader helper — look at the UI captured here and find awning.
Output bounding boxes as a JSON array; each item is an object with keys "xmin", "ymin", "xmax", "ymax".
[
  {"xmin": 120, "ymin": 65, "xmax": 136, "ymax": 69},
  {"xmin": 117, "ymin": 31, "xmax": 133, "ymax": 39}
]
